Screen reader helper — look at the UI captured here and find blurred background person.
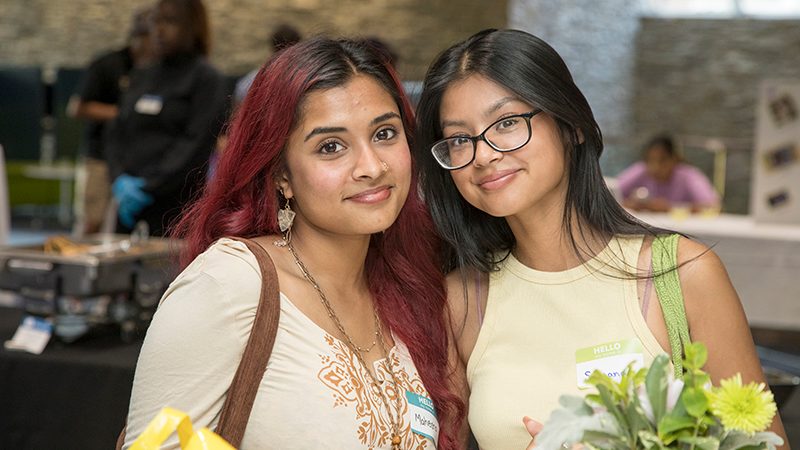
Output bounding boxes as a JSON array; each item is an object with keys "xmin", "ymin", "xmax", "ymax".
[
  {"xmin": 207, "ymin": 23, "xmax": 300, "ymax": 182},
  {"xmin": 68, "ymin": 8, "xmax": 155, "ymax": 234},
  {"xmin": 205, "ymin": 23, "xmax": 301, "ymax": 182},
  {"xmin": 233, "ymin": 23, "xmax": 302, "ymax": 106},
  {"xmin": 104, "ymin": 0, "xmax": 227, "ymax": 236},
  {"xmin": 618, "ymin": 134, "xmax": 720, "ymax": 212}
]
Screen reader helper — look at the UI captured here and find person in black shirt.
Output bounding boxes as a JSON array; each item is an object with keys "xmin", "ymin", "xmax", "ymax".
[
  {"xmin": 69, "ymin": 8, "xmax": 154, "ymax": 234},
  {"xmin": 105, "ymin": 0, "xmax": 227, "ymax": 236}
]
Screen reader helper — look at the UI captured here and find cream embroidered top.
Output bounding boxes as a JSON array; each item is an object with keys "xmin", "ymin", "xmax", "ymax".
[
  {"xmin": 124, "ymin": 238, "xmax": 436, "ymax": 450},
  {"xmin": 467, "ymin": 235, "xmax": 665, "ymax": 450}
]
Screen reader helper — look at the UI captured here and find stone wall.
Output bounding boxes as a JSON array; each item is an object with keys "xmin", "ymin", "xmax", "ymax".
[
  {"xmin": 634, "ymin": 18, "xmax": 800, "ymax": 213},
  {"xmin": 509, "ymin": 0, "xmax": 641, "ymax": 173},
  {"xmin": 0, "ymin": 0, "xmax": 508, "ymax": 79}
]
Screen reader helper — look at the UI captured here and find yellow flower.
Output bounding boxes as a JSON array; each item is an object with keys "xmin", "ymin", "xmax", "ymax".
[{"xmin": 708, "ymin": 374, "xmax": 777, "ymax": 434}]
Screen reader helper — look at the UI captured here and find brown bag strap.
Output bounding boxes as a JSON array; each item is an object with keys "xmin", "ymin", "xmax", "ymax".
[{"xmin": 215, "ymin": 237, "xmax": 281, "ymax": 447}]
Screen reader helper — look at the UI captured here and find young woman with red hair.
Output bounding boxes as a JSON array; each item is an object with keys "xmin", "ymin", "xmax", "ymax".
[{"xmin": 122, "ymin": 37, "xmax": 464, "ymax": 449}]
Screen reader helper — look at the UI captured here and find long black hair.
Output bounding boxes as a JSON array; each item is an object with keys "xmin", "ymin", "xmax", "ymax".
[{"xmin": 415, "ymin": 29, "xmax": 669, "ymax": 273}]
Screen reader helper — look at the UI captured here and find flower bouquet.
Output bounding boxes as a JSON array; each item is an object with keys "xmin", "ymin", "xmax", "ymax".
[{"xmin": 535, "ymin": 342, "xmax": 784, "ymax": 450}]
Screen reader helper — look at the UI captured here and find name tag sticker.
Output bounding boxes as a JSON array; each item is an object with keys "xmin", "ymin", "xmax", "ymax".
[
  {"xmin": 4, "ymin": 315, "xmax": 52, "ymax": 355},
  {"xmin": 134, "ymin": 94, "xmax": 163, "ymax": 115},
  {"xmin": 406, "ymin": 391, "xmax": 438, "ymax": 446},
  {"xmin": 575, "ymin": 338, "xmax": 644, "ymax": 389}
]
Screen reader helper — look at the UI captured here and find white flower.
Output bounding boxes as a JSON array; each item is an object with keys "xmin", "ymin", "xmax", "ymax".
[
  {"xmin": 666, "ymin": 378, "xmax": 684, "ymax": 412},
  {"xmin": 636, "ymin": 377, "xmax": 684, "ymax": 424},
  {"xmin": 636, "ymin": 385, "xmax": 655, "ymax": 422}
]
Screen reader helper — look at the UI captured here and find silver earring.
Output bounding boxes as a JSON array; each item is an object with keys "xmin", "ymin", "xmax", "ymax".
[
  {"xmin": 275, "ymin": 193, "xmax": 295, "ymax": 247},
  {"xmin": 278, "ymin": 198, "xmax": 295, "ymax": 232}
]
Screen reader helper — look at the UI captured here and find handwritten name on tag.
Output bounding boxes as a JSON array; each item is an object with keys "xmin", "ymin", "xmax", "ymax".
[{"xmin": 406, "ymin": 391, "xmax": 438, "ymax": 446}]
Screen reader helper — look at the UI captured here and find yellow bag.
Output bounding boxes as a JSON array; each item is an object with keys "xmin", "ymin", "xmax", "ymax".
[{"xmin": 129, "ymin": 407, "xmax": 235, "ymax": 450}]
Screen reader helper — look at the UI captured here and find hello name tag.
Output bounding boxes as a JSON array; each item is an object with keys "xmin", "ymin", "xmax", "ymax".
[
  {"xmin": 4, "ymin": 315, "xmax": 52, "ymax": 355},
  {"xmin": 575, "ymin": 338, "xmax": 644, "ymax": 389},
  {"xmin": 134, "ymin": 94, "xmax": 163, "ymax": 115},
  {"xmin": 405, "ymin": 391, "xmax": 438, "ymax": 446}
]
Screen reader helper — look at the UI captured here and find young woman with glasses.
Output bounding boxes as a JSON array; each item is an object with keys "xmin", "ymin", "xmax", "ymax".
[
  {"xmin": 122, "ymin": 37, "xmax": 465, "ymax": 449},
  {"xmin": 415, "ymin": 29, "xmax": 787, "ymax": 449}
]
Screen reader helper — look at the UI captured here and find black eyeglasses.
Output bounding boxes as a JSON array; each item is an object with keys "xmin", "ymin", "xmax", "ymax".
[{"xmin": 431, "ymin": 110, "xmax": 541, "ymax": 170}]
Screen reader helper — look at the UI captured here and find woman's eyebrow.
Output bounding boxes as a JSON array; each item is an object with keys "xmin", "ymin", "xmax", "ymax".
[
  {"xmin": 304, "ymin": 126, "xmax": 346, "ymax": 142},
  {"xmin": 484, "ymin": 96, "xmax": 518, "ymax": 116},
  {"xmin": 440, "ymin": 97, "xmax": 522, "ymax": 130},
  {"xmin": 370, "ymin": 111, "xmax": 400, "ymax": 126},
  {"xmin": 441, "ymin": 119, "xmax": 468, "ymax": 130}
]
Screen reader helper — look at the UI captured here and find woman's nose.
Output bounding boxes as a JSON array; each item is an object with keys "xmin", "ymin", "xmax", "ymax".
[{"xmin": 472, "ymin": 139, "xmax": 502, "ymax": 168}]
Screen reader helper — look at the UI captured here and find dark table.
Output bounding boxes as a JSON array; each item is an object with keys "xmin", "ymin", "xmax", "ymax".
[{"xmin": 0, "ymin": 307, "xmax": 142, "ymax": 450}]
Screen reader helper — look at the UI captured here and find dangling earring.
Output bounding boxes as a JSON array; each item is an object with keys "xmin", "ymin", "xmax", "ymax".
[{"xmin": 275, "ymin": 190, "xmax": 295, "ymax": 247}]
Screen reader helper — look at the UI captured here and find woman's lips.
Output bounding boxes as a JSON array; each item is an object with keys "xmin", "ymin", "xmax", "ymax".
[
  {"xmin": 477, "ymin": 169, "xmax": 520, "ymax": 190},
  {"xmin": 346, "ymin": 185, "xmax": 393, "ymax": 203}
]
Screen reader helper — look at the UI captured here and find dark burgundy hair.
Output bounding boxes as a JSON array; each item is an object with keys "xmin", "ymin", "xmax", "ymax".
[{"xmin": 171, "ymin": 37, "xmax": 464, "ymax": 448}]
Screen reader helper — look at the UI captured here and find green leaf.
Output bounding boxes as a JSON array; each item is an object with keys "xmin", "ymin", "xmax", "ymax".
[
  {"xmin": 638, "ymin": 431, "xmax": 667, "ymax": 450},
  {"xmin": 558, "ymin": 394, "xmax": 594, "ymax": 414},
  {"xmin": 701, "ymin": 415, "xmax": 719, "ymax": 427},
  {"xmin": 588, "ymin": 369, "xmax": 624, "ymax": 399},
  {"xmin": 645, "ymin": 354, "xmax": 670, "ymax": 424},
  {"xmin": 719, "ymin": 431, "xmax": 785, "ymax": 450},
  {"xmin": 668, "ymin": 392, "xmax": 689, "ymax": 417},
  {"xmin": 597, "ymin": 384, "xmax": 630, "ymax": 436},
  {"xmin": 634, "ymin": 367, "xmax": 649, "ymax": 386},
  {"xmin": 678, "ymin": 436, "xmax": 720, "ymax": 450},
  {"xmin": 626, "ymin": 393, "xmax": 654, "ymax": 439},
  {"xmin": 681, "ymin": 387, "xmax": 709, "ymax": 418},
  {"xmin": 586, "ymin": 393, "xmax": 602, "ymax": 406},
  {"xmin": 534, "ymin": 398, "xmax": 618, "ymax": 450},
  {"xmin": 683, "ymin": 342, "xmax": 708, "ymax": 371},
  {"xmin": 583, "ymin": 429, "xmax": 628, "ymax": 450},
  {"xmin": 657, "ymin": 414, "xmax": 695, "ymax": 441}
]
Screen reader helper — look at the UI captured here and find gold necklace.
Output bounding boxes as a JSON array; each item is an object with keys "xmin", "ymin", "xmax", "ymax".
[{"xmin": 283, "ymin": 239, "xmax": 405, "ymax": 449}]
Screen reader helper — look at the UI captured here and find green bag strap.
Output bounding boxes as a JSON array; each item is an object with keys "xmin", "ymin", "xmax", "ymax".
[{"xmin": 652, "ymin": 234, "xmax": 692, "ymax": 378}]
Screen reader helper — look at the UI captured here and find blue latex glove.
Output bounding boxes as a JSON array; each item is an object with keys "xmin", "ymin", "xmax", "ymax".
[{"xmin": 112, "ymin": 174, "xmax": 154, "ymax": 228}]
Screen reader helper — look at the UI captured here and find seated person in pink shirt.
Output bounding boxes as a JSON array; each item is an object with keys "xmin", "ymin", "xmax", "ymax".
[{"xmin": 617, "ymin": 135, "xmax": 720, "ymax": 212}]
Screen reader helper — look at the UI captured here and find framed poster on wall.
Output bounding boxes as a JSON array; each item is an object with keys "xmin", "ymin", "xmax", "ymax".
[{"xmin": 752, "ymin": 80, "xmax": 800, "ymax": 224}]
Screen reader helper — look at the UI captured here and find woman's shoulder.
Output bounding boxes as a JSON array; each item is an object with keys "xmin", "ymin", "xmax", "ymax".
[
  {"xmin": 674, "ymin": 235, "xmax": 726, "ymax": 291},
  {"xmin": 444, "ymin": 267, "xmax": 488, "ymax": 302},
  {"xmin": 632, "ymin": 233, "xmax": 719, "ymax": 277},
  {"xmin": 674, "ymin": 163, "xmax": 709, "ymax": 179},
  {"xmin": 617, "ymin": 161, "xmax": 648, "ymax": 178},
  {"xmin": 444, "ymin": 267, "xmax": 488, "ymax": 348},
  {"xmin": 646, "ymin": 234, "xmax": 729, "ymax": 315},
  {"xmin": 190, "ymin": 236, "xmax": 259, "ymax": 272},
  {"xmin": 165, "ymin": 238, "xmax": 262, "ymax": 304}
]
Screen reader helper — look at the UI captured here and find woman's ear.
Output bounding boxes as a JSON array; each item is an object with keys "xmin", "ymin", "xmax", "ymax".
[
  {"xmin": 575, "ymin": 128, "xmax": 585, "ymax": 144},
  {"xmin": 275, "ymin": 171, "xmax": 293, "ymax": 200}
]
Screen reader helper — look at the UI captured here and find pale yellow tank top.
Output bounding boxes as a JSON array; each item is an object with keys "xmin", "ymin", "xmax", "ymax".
[{"xmin": 467, "ymin": 235, "xmax": 665, "ymax": 450}]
